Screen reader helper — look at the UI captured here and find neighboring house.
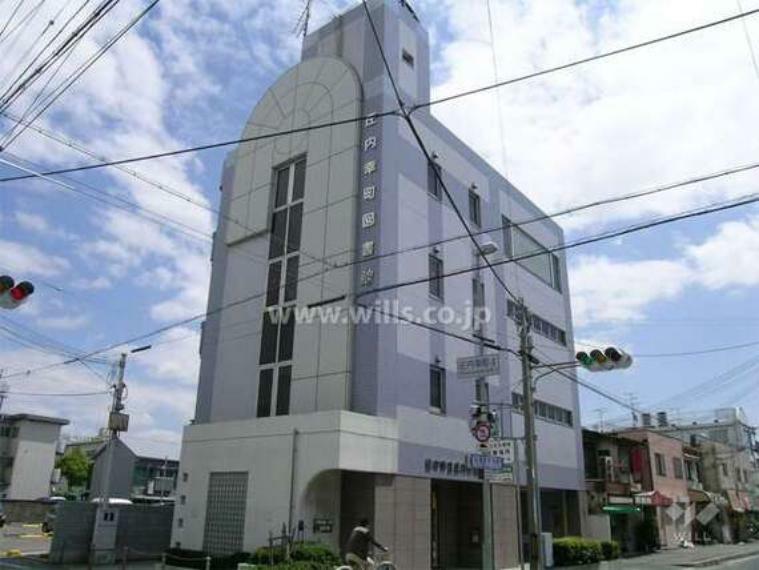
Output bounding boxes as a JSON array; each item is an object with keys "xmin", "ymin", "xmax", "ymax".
[
  {"xmin": 611, "ymin": 429, "xmax": 691, "ymax": 549},
  {"xmin": 583, "ymin": 429, "xmax": 646, "ymax": 554},
  {"xmin": 64, "ymin": 437, "xmax": 178, "ymax": 501},
  {"xmin": 0, "ymin": 414, "xmax": 69, "ymax": 500},
  {"xmin": 173, "ymin": 0, "xmax": 585, "ymax": 566}
]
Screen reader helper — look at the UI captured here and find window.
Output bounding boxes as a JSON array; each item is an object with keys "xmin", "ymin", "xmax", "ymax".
[
  {"xmin": 257, "ymin": 369, "xmax": 274, "ymax": 418},
  {"xmin": 182, "ymin": 472, "xmax": 188, "ymax": 483},
  {"xmin": 673, "ymin": 457, "xmax": 684, "ymax": 479},
  {"xmin": 178, "ymin": 518, "xmax": 184, "ymax": 528},
  {"xmin": 655, "ymin": 453, "xmax": 667, "ymax": 477},
  {"xmin": 428, "ymin": 162, "xmax": 442, "ymax": 199},
  {"xmin": 507, "ymin": 300, "xmax": 567, "ymax": 346},
  {"xmin": 402, "ymin": 49, "xmax": 414, "ymax": 67},
  {"xmin": 429, "ymin": 254, "xmax": 444, "ymax": 299},
  {"xmin": 180, "ymin": 495, "xmax": 186, "ymax": 505},
  {"xmin": 429, "ymin": 365, "xmax": 446, "ymax": 413},
  {"xmin": 258, "ymin": 158, "xmax": 305, "ymax": 415},
  {"xmin": 203, "ymin": 472, "xmax": 248, "ymax": 555},
  {"xmin": 502, "ymin": 216, "xmax": 513, "ymax": 256},
  {"xmin": 276, "ymin": 366, "xmax": 292, "ymax": 416},
  {"xmin": 721, "ymin": 463, "xmax": 729, "ymax": 477},
  {"xmin": 510, "ymin": 392, "xmax": 573, "ymax": 427},
  {"xmin": 469, "ymin": 190, "xmax": 481, "ymax": 226},
  {"xmin": 507, "ymin": 224, "xmax": 562, "ymax": 291}
]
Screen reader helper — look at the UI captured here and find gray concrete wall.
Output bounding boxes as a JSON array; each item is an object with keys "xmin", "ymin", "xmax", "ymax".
[
  {"xmin": 49, "ymin": 502, "xmax": 173, "ymax": 563},
  {"xmin": 8, "ymin": 420, "xmax": 62, "ymax": 500},
  {"xmin": 0, "ymin": 499, "xmax": 52, "ymax": 523}
]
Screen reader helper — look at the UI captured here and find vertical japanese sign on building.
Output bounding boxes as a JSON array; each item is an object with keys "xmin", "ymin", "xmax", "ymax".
[{"xmin": 359, "ymin": 111, "xmax": 380, "ymax": 289}]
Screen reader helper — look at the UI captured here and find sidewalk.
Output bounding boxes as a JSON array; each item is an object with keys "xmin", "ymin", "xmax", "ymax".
[{"xmin": 558, "ymin": 541, "xmax": 759, "ymax": 569}]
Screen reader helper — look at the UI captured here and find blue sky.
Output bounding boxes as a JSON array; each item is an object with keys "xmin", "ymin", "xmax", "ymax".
[{"xmin": 1, "ymin": 0, "xmax": 758, "ymax": 457}]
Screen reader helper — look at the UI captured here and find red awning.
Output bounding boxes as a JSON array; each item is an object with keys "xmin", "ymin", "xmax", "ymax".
[{"xmin": 635, "ymin": 490, "xmax": 673, "ymax": 507}]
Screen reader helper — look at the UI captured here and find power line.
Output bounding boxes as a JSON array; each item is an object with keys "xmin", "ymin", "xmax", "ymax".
[
  {"xmin": 0, "ymin": 5, "xmax": 757, "ymax": 177},
  {"xmin": 361, "ymin": 0, "xmax": 520, "ymax": 304},
  {"xmin": 634, "ymin": 338, "xmax": 759, "ymax": 358},
  {"xmin": 412, "ymin": 6, "xmax": 759, "ymax": 112},
  {"xmin": 357, "ymin": 190, "xmax": 759, "ymax": 299},
  {"xmin": 8, "ymin": 389, "xmax": 110, "ymax": 397},
  {"xmin": 0, "ymin": 109, "xmax": 400, "ymax": 180},
  {"xmin": 2, "ymin": 188, "xmax": 758, "ymax": 382},
  {"xmin": 0, "ymin": 0, "xmax": 26, "ymax": 42},
  {"xmin": 2, "ymin": 0, "xmax": 161, "ymax": 149}
]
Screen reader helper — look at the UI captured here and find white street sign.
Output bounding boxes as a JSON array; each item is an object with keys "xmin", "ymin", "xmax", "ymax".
[
  {"xmin": 457, "ymin": 354, "xmax": 500, "ymax": 380},
  {"xmin": 487, "ymin": 438, "xmax": 516, "ymax": 483}
]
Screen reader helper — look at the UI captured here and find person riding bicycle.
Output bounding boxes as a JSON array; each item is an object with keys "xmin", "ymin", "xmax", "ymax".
[{"xmin": 344, "ymin": 518, "xmax": 387, "ymax": 569}]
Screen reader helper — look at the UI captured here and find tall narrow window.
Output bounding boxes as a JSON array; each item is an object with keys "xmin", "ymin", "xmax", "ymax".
[
  {"xmin": 257, "ymin": 369, "xmax": 274, "ymax": 418},
  {"xmin": 259, "ymin": 157, "xmax": 307, "ymax": 417},
  {"xmin": 429, "ymin": 365, "xmax": 445, "ymax": 413},
  {"xmin": 266, "ymin": 262, "xmax": 282, "ymax": 307},
  {"xmin": 468, "ymin": 190, "xmax": 481, "ymax": 226},
  {"xmin": 428, "ymin": 162, "xmax": 442, "ymax": 199},
  {"xmin": 276, "ymin": 366, "xmax": 292, "ymax": 416},
  {"xmin": 655, "ymin": 453, "xmax": 667, "ymax": 477},
  {"xmin": 502, "ymin": 216, "xmax": 513, "ymax": 257},
  {"xmin": 429, "ymin": 254, "xmax": 444, "ymax": 299}
]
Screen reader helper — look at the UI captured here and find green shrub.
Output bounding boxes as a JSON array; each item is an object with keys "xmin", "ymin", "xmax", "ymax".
[
  {"xmin": 553, "ymin": 536, "xmax": 603, "ymax": 567},
  {"xmin": 267, "ymin": 563, "xmax": 334, "ymax": 570},
  {"xmin": 290, "ymin": 543, "xmax": 340, "ymax": 565},
  {"xmin": 601, "ymin": 540, "xmax": 620, "ymax": 560},
  {"xmin": 249, "ymin": 542, "xmax": 339, "ymax": 567}
]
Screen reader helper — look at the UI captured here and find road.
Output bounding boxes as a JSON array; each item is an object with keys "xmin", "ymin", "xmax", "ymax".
[{"xmin": 0, "ymin": 524, "xmax": 49, "ymax": 557}]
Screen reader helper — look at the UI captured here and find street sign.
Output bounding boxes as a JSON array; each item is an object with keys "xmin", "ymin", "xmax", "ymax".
[
  {"xmin": 313, "ymin": 518, "xmax": 333, "ymax": 533},
  {"xmin": 466, "ymin": 453, "xmax": 504, "ymax": 471},
  {"xmin": 486, "ymin": 438, "xmax": 516, "ymax": 483},
  {"xmin": 488, "ymin": 438, "xmax": 515, "ymax": 463},
  {"xmin": 457, "ymin": 354, "xmax": 500, "ymax": 380},
  {"xmin": 489, "ymin": 464, "xmax": 515, "ymax": 483}
]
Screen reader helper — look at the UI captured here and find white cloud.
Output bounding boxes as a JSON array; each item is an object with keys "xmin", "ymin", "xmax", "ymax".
[
  {"xmin": 0, "ymin": 239, "xmax": 70, "ymax": 277},
  {"xmin": 36, "ymin": 314, "xmax": 91, "ymax": 330},
  {"xmin": 72, "ymin": 276, "xmax": 112, "ymax": 290},
  {"xmin": 685, "ymin": 214, "xmax": 759, "ymax": 289},
  {"xmin": 570, "ymin": 254, "xmax": 693, "ymax": 326},
  {"xmin": 428, "ymin": 0, "xmax": 759, "ymax": 230}
]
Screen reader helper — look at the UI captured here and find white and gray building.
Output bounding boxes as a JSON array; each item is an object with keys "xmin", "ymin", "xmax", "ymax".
[
  {"xmin": 173, "ymin": 1, "xmax": 585, "ymax": 567},
  {"xmin": 0, "ymin": 413, "xmax": 69, "ymax": 500}
]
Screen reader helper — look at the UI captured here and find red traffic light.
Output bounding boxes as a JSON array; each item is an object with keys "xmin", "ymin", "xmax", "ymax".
[{"xmin": 9, "ymin": 281, "xmax": 34, "ymax": 301}]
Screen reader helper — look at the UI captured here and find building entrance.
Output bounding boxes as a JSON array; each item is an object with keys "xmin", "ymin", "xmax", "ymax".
[{"xmin": 431, "ymin": 480, "xmax": 482, "ymax": 569}]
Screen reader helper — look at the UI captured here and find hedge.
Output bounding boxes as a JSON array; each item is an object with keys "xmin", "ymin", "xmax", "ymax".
[
  {"xmin": 249, "ymin": 542, "xmax": 339, "ymax": 567},
  {"xmin": 165, "ymin": 548, "xmax": 250, "ymax": 570},
  {"xmin": 601, "ymin": 540, "xmax": 620, "ymax": 560},
  {"xmin": 553, "ymin": 536, "xmax": 603, "ymax": 566}
]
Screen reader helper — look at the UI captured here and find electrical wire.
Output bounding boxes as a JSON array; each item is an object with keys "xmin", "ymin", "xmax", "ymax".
[
  {"xmin": 357, "ymin": 190, "xmax": 759, "ymax": 299},
  {"xmin": 2, "ymin": 0, "xmax": 160, "ymax": 149},
  {"xmin": 361, "ymin": 0, "xmax": 520, "ymax": 304},
  {"xmin": 412, "ymin": 6, "xmax": 759, "ymax": 112},
  {"xmin": 3, "ymin": 184, "xmax": 757, "ymax": 382},
  {"xmin": 7, "ymin": 389, "xmax": 110, "ymax": 396},
  {"xmin": 0, "ymin": 0, "xmax": 25, "ymax": 42},
  {"xmin": 1, "ymin": 5, "xmax": 758, "ymax": 176}
]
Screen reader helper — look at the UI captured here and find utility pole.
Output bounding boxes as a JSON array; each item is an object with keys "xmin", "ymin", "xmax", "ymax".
[
  {"xmin": 91, "ymin": 345, "xmax": 145, "ymax": 565},
  {"xmin": 519, "ymin": 298, "xmax": 542, "ymax": 570},
  {"xmin": 475, "ymin": 333, "xmax": 494, "ymax": 570}
]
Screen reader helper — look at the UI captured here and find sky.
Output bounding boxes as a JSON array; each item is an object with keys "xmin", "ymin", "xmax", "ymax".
[{"xmin": 0, "ymin": 0, "xmax": 758, "ymax": 458}]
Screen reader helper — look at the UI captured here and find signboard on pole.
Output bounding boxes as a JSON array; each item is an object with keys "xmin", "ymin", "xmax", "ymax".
[
  {"xmin": 457, "ymin": 354, "xmax": 500, "ymax": 380},
  {"xmin": 466, "ymin": 453, "xmax": 504, "ymax": 471},
  {"xmin": 487, "ymin": 438, "xmax": 516, "ymax": 483}
]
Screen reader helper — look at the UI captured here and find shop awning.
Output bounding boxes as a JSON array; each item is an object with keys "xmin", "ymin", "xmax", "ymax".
[
  {"xmin": 634, "ymin": 490, "xmax": 673, "ymax": 507},
  {"xmin": 603, "ymin": 505, "xmax": 641, "ymax": 514},
  {"xmin": 689, "ymin": 489, "xmax": 729, "ymax": 507}
]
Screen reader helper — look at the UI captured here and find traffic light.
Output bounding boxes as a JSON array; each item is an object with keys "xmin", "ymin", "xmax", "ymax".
[
  {"xmin": 0, "ymin": 275, "xmax": 35, "ymax": 310},
  {"xmin": 576, "ymin": 347, "xmax": 632, "ymax": 371}
]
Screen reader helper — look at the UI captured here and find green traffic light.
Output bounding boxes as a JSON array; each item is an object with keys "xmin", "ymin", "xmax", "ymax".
[{"xmin": 576, "ymin": 352, "xmax": 593, "ymax": 366}]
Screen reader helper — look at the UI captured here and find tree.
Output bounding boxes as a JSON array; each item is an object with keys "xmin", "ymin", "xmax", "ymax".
[{"xmin": 57, "ymin": 448, "xmax": 91, "ymax": 488}]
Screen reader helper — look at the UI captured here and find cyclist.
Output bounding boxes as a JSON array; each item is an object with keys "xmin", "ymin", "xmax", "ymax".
[{"xmin": 344, "ymin": 518, "xmax": 387, "ymax": 569}]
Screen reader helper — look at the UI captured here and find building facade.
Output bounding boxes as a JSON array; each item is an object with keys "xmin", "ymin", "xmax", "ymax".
[
  {"xmin": 173, "ymin": 1, "xmax": 585, "ymax": 567},
  {"xmin": 0, "ymin": 414, "xmax": 68, "ymax": 500}
]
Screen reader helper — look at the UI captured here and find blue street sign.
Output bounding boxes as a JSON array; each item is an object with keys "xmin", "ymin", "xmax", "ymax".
[{"xmin": 466, "ymin": 453, "xmax": 504, "ymax": 471}]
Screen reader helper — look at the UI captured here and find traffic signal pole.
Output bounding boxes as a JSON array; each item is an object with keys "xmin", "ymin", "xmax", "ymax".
[{"xmin": 518, "ymin": 298, "xmax": 543, "ymax": 570}]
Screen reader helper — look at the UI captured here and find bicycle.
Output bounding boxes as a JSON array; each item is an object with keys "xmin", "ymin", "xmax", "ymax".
[{"xmin": 336, "ymin": 549, "xmax": 396, "ymax": 570}]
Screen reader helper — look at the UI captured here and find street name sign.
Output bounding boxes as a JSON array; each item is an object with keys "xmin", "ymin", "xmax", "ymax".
[
  {"xmin": 466, "ymin": 453, "xmax": 504, "ymax": 471},
  {"xmin": 457, "ymin": 354, "xmax": 500, "ymax": 380}
]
